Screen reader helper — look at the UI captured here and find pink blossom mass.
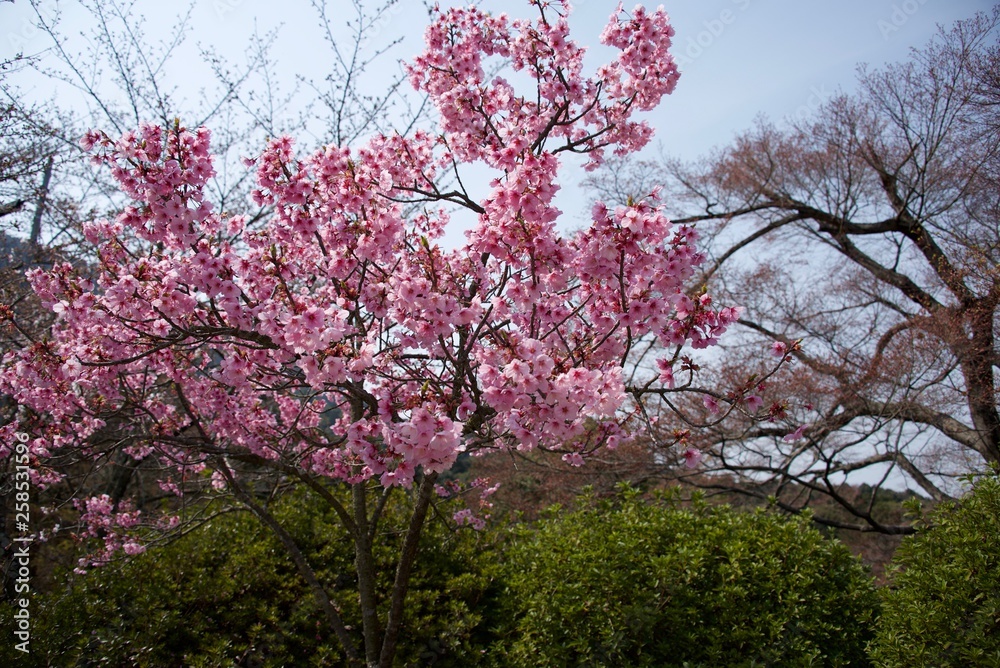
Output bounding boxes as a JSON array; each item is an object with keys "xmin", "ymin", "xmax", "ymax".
[{"xmin": 1, "ymin": 1, "xmax": 740, "ymax": 558}]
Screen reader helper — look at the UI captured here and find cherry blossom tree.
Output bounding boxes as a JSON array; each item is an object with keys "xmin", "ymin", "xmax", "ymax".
[{"xmin": 1, "ymin": 2, "xmax": 740, "ymax": 664}]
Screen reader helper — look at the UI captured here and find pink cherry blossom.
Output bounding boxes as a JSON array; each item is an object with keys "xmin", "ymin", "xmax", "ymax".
[
  {"xmin": 0, "ymin": 0, "xmax": 746, "ymax": 571},
  {"xmin": 683, "ymin": 447, "xmax": 703, "ymax": 469},
  {"xmin": 783, "ymin": 424, "xmax": 810, "ymax": 442}
]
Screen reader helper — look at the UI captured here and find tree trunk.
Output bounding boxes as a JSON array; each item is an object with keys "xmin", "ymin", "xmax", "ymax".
[
  {"xmin": 353, "ymin": 482, "xmax": 382, "ymax": 667},
  {"xmin": 378, "ymin": 471, "xmax": 439, "ymax": 668},
  {"xmin": 30, "ymin": 155, "xmax": 53, "ymax": 247}
]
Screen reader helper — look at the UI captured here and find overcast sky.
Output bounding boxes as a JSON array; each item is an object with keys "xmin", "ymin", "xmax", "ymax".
[{"xmin": 2, "ymin": 0, "xmax": 996, "ymax": 219}]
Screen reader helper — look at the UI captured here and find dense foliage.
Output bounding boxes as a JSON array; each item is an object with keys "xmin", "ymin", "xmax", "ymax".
[
  {"xmin": 2, "ymin": 485, "xmax": 894, "ymax": 667},
  {"xmin": 0, "ymin": 488, "xmax": 498, "ymax": 667},
  {"xmin": 488, "ymin": 488, "xmax": 879, "ymax": 668},
  {"xmin": 871, "ymin": 473, "xmax": 1000, "ymax": 667}
]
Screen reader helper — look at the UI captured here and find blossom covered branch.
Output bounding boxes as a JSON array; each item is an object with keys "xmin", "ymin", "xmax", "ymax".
[{"xmin": 1, "ymin": 1, "xmax": 739, "ymax": 557}]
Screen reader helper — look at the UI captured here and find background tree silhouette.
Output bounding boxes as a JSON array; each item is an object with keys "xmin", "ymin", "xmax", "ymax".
[{"xmin": 591, "ymin": 8, "xmax": 1000, "ymax": 533}]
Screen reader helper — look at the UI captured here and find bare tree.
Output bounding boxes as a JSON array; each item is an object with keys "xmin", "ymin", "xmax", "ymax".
[{"xmin": 592, "ymin": 9, "xmax": 1000, "ymax": 533}]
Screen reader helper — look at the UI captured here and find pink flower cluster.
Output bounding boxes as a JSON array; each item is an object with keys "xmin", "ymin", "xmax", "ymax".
[
  {"xmin": 408, "ymin": 1, "xmax": 679, "ymax": 169},
  {"xmin": 73, "ymin": 495, "xmax": 146, "ymax": 571},
  {"xmin": 443, "ymin": 477, "xmax": 500, "ymax": 530}
]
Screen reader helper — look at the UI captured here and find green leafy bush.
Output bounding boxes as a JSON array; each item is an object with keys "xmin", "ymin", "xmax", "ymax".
[
  {"xmin": 870, "ymin": 473, "xmax": 1000, "ymax": 667},
  {"xmin": 0, "ymin": 487, "xmax": 498, "ymax": 667},
  {"xmin": 488, "ymin": 488, "xmax": 878, "ymax": 667}
]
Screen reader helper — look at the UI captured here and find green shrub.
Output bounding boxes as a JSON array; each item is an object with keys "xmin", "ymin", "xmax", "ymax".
[
  {"xmin": 870, "ymin": 473, "xmax": 1000, "ymax": 667},
  {"xmin": 488, "ymin": 487, "xmax": 878, "ymax": 667},
  {"xmin": 0, "ymin": 487, "xmax": 498, "ymax": 667}
]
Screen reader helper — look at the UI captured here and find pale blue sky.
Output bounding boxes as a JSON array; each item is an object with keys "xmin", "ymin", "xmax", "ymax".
[
  {"xmin": 2, "ymin": 0, "xmax": 996, "ymax": 218},
  {"xmin": 5, "ymin": 1, "xmax": 995, "ymax": 150},
  {"xmin": 645, "ymin": 0, "xmax": 997, "ymax": 159}
]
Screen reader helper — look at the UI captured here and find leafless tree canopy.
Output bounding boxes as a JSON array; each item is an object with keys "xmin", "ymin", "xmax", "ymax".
[{"xmin": 592, "ymin": 9, "xmax": 1000, "ymax": 533}]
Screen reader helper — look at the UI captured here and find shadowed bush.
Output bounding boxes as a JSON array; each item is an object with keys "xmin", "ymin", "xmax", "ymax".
[
  {"xmin": 0, "ymin": 487, "xmax": 498, "ymax": 667},
  {"xmin": 487, "ymin": 487, "xmax": 878, "ymax": 667},
  {"xmin": 870, "ymin": 473, "xmax": 1000, "ymax": 667}
]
